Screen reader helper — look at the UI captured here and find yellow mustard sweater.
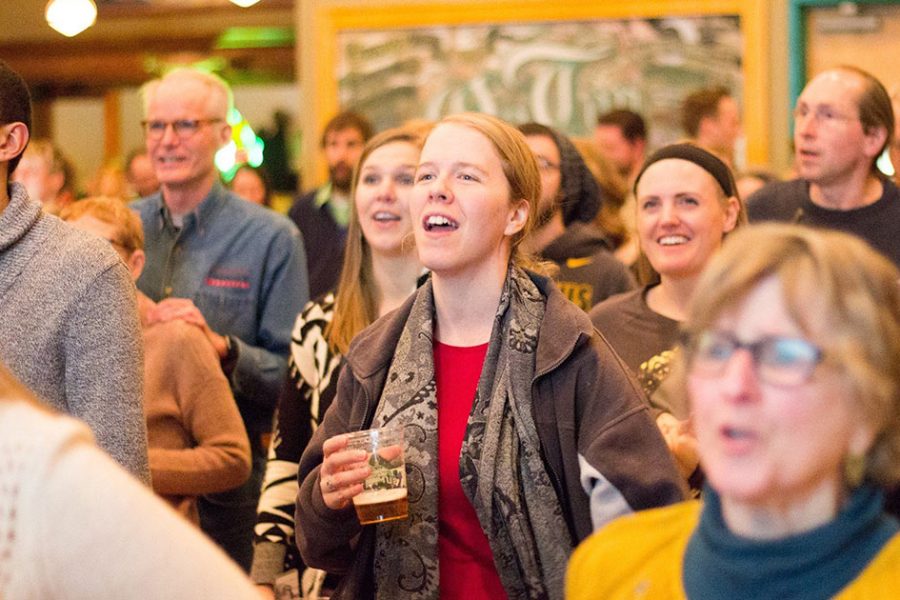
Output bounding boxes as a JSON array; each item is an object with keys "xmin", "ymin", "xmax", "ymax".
[{"xmin": 567, "ymin": 501, "xmax": 900, "ymax": 599}]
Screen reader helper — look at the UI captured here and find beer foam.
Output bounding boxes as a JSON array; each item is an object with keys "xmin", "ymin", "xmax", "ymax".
[{"xmin": 353, "ymin": 487, "xmax": 408, "ymax": 506}]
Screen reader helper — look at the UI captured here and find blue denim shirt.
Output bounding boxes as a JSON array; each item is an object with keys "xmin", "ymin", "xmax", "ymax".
[{"xmin": 134, "ymin": 184, "xmax": 310, "ymax": 433}]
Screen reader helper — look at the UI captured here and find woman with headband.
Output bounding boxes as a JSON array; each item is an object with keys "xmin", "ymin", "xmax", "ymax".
[{"xmin": 589, "ymin": 143, "xmax": 746, "ymax": 486}]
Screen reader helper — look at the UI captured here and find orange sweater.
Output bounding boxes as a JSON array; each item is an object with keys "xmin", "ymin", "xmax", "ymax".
[{"xmin": 140, "ymin": 294, "xmax": 251, "ymax": 523}]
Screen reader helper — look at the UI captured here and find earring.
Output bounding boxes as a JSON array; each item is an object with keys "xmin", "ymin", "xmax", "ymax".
[{"xmin": 844, "ymin": 453, "xmax": 867, "ymax": 488}]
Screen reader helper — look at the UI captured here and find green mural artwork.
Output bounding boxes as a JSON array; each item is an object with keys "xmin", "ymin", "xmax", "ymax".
[{"xmin": 337, "ymin": 16, "xmax": 742, "ymax": 147}]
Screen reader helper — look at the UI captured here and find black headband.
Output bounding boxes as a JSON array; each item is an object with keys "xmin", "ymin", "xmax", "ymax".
[{"xmin": 633, "ymin": 143, "xmax": 736, "ymax": 197}]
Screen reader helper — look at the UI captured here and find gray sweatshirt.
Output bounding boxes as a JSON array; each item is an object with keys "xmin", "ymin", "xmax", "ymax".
[{"xmin": 0, "ymin": 182, "xmax": 149, "ymax": 482}]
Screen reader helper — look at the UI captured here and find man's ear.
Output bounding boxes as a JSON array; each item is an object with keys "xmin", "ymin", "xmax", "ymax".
[
  {"xmin": 217, "ymin": 122, "xmax": 233, "ymax": 149},
  {"xmin": 0, "ymin": 122, "xmax": 29, "ymax": 165},
  {"xmin": 126, "ymin": 248, "xmax": 146, "ymax": 281}
]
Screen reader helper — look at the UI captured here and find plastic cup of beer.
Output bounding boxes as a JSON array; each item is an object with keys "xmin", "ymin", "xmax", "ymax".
[{"xmin": 346, "ymin": 426, "xmax": 408, "ymax": 525}]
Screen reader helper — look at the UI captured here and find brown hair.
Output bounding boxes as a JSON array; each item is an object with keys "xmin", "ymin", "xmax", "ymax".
[
  {"xmin": 325, "ymin": 125, "xmax": 428, "ymax": 355},
  {"xmin": 681, "ymin": 86, "xmax": 731, "ymax": 138},
  {"xmin": 59, "ymin": 196, "xmax": 144, "ymax": 256},
  {"xmin": 320, "ymin": 110, "xmax": 374, "ymax": 148},
  {"xmin": 836, "ymin": 65, "xmax": 894, "ymax": 171},
  {"xmin": 597, "ymin": 108, "xmax": 647, "ymax": 143},
  {"xmin": 570, "ymin": 137, "xmax": 629, "ymax": 247},
  {"xmin": 677, "ymin": 223, "xmax": 900, "ymax": 487}
]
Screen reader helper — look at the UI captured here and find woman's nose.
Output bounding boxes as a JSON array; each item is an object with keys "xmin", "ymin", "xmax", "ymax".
[
  {"xmin": 719, "ymin": 348, "xmax": 761, "ymax": 403},
  {"xmin": 428, "ymin": 176, "xmax": 451, "ymax": 203},
  {"xmin": 659, "ymin": 202, "xmax": 679, "ymax": 225}
]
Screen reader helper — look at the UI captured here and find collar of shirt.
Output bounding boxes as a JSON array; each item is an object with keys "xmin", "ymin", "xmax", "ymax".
[{"xmin": 157, "ymin": 183, "xmax": 227, "ymax": 235}]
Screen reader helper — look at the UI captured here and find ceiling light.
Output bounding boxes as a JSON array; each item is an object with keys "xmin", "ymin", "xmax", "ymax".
[
  {"xmin": 45, "ymin": 0, "xmax": 97, "ymax": 38},
  {"xmin": 230, "ymin": 0, "xmax": 261, "ymax": 7}
]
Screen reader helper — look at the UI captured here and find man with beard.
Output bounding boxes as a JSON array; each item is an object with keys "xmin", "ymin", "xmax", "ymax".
[
  {"xmin": 288, "ymin": 111, "xmax": 373, "ymax": 299},
  {"xmin": 519, "ymin": 123, "xmax": 636, "ymax": 311},
  {"xmin": 595, "ymin": 109, "xmax": 647, "ymax": 184}
]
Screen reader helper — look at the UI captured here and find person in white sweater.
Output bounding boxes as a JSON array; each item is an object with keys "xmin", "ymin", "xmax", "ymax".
[{"xmin": 0, "ymin": 361, "xmax": 259, "ymax": 600}]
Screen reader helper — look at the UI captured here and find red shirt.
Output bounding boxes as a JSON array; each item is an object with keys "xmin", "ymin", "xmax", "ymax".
[{"xmin": 434, "ymin": 340, "xmax": 507, "ymax": 600}]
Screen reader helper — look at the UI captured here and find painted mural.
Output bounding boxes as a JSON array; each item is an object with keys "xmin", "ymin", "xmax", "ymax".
[{"xmin": 337, "ymin": 16, "xmax": 742, "ymax": 148}]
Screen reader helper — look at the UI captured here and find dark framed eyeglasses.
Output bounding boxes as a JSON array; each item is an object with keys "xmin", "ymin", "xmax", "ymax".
[
  {"xmin": 141, "ymin": 118, "xmax": 222, "ymax": 140},
  {"xmin": 683, "ymin": 330, "xmax": 824, "ymax": 387}
]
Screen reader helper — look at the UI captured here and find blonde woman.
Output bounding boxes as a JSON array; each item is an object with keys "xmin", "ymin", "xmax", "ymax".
[
  {"xmin": 252, "ymin": 126, "xmax": 426, "ymax": 597},
  {"xmin": 296, "ymin": 113, "xmax": 685, "ymax": 599},
  {"xmin": 570, "ymin": 224, "xmax": 900, "ymax": 599}
]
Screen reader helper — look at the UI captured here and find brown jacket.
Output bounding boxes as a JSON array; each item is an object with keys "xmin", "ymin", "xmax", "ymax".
[{"xmin": 295, "ymin": 273, "xmax": 686, "ymax": 598}]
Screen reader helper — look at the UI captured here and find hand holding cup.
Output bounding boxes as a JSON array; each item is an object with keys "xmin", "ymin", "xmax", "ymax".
[{"xmin": 320, "ymin": 434, "xmax": 371, "ymax": 510}]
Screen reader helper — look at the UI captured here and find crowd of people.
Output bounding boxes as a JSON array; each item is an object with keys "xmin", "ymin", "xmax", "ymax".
[{"xmin": 2, "ymin": 53, "xmax": 900, "ymax": 600}]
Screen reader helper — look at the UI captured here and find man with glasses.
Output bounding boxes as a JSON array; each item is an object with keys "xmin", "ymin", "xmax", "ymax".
[
  {"xmin": 747, "ymin": 66, "xmax": 900, "ymax": 267},
  {"xmin": 519, "ymin": 123, "xmax": 635, "ymax": 311},
  {"xmin": 0, "ymin": 60, "xmax": 149, "ymax": 481},
  {"xmin": 133, "ymin": 67, "xmax": 309, "ymax": 571}
]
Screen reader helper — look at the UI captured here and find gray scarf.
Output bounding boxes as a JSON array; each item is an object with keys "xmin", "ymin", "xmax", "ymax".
[{"xmin": 370, "ymin": 266, "xmax": 572, "ymax": 599}]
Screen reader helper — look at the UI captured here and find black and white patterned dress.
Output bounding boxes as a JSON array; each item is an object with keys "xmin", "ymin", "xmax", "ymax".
[{"xmin": 251, "ymin": 293, "xmax": 343, "ymax": 583}]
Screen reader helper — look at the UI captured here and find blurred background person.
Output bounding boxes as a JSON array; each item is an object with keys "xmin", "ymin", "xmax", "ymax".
[
  {"xmin": 735, "ymin": 168, "xmax": 779, "ymax": 201},
  {"xmin": 230, "ymin": 164, "xmax": 273, "ymax": 207},
  {"xmin": 252, "ymin": 126, "xmax": 426, "ymax": 599},
  {"xmin": 126, "ymin": 147, "xmax": 160, "ymax": 198},
  {"xmin": 62, "ymin": 197, "xmax": 252, "ymax": 525},
  {"xmin": 681, "ymin": 86, "xmax": 742, "ymax": 168},
  {"xmin": 518, "ymin": 122, "xmax": 635, "ymax": 311},
  {"xmin": 570, "ymin": 223, "xmax": 900, "ymax": 599},
  {"xmin": 289, "ymin": 110, "xmax": 374, "ymax": 299},
  {"xmin": 590, "ymin": 144, "xmax": 745, "ymax": 485},
  {"xmin": 746, "ymin": 67, "xmax": 899, "ymax": 269},
  {"xmin": 11, "ymin": 137, "xmax": 76, "ymax": 214},
  {"xmin": 87, "ymin": 159, "xmax": 129, "ymax": 199},
  {"xmin": 570, "ymin": 137, "xmax": 630, "ymax": 254},
  {"xmin": 0, "ymin": 360, "xmax": 260, "ymax": 600},
  {"xmin": 594, "ymin": 109, "xmax": 647, "ymax": 184},
  {"xmin": 593, "ymin": 110, "xmax": 650, "ymax": 268},
  {"xmin": 295, "ymin": 113, "xmax": 684, "ymax": 599}
]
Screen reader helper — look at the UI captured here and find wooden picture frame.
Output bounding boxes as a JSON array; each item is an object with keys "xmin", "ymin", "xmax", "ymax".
[{"xmin": 301, "ymin": 0, "xmax": 769, "ymax": 184}]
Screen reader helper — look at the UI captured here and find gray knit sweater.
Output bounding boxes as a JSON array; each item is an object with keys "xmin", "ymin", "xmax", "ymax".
[{"xmin": 0, "ymin": 183, "xmax": 149, "ymax": 482}]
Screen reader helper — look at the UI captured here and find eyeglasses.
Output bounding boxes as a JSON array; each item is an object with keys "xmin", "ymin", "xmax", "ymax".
[
  {"xmin": 141, "ymin": 118, "xmax": 222, "ymax": 140},
  {"xmin": 684, "ymin": 330, "xmax": 824, "ymax": 387},
  {"xmin": 792, "ymin": 105, "xmax": 858, "ymax": 128}
]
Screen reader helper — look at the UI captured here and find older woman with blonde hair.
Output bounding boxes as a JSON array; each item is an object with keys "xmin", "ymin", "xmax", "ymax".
[
  {"xmin": 569, "ymin": 223, "xmax": 900, "ymax": 599},
  {"xmin": 295, "ymin": 112, "xmax": 685, "ymax": 599}
]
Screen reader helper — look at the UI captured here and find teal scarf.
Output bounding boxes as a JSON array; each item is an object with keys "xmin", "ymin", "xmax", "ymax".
[{"xmin": 683, "ymin": 485, "xmax": 898, "ymax": 599}]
